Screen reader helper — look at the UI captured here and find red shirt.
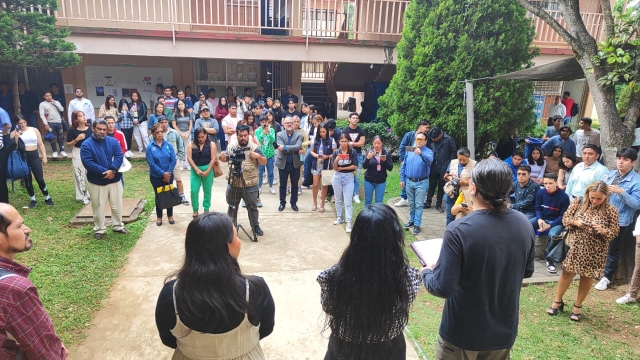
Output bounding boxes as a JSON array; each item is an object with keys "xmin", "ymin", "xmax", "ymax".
[
  {"xmin": 108, "ymin": 130, "xmax": 128, "ymax": 154},
  {"xmin": 561, "ymin": 98, "xmax": 574, "ymax": 117},
  {"xmin": 0, "ymin": 256, "xmax": 66, "ymax": 359}
]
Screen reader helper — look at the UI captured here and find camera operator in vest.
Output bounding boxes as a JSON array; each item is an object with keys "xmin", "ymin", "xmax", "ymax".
[{"xmin": 219, "ymin": 124, "xmax": 267, "ymax": 237}]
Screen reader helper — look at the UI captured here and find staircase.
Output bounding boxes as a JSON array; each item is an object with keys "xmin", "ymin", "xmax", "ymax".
[{"xmin": 301, "ymin": 82, "xmax": 331, "ymax": 118}]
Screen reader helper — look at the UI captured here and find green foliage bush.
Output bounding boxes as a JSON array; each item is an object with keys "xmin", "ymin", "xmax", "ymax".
[{"xmin": 378, "ymin": 0, "xmax": 538, "ymax": 156}]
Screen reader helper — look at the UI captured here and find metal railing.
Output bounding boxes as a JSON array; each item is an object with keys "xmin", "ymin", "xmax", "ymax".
[
  {"xmin": 54, "ymin": 0, "xmax": 408, "ymax": 39},
  {"xmin": 529, "ymin": 10, "xmax": 605, "ymax": 44}
]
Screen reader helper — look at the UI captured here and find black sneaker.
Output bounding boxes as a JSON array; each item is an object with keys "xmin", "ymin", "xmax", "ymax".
[
  {"xmin": 255, "ymin": 227, "xmax": 264, "ymax": 236},
  {"xmin": 423, "ymin": 202, "xmax": 431, "ymax": 209},
  {"xmin": 45, "ymin": 198, "xmax": 55, "ymax": 206},
  {"xmin": 29, "ymin": 200, "xmax": 36, "ymax": 209},
  {"xmin": 546, "ymin": 261, "xmax": 557, "ymax": 274},
  {"xmin": 403, "ymin": 221, "xmax": 414, "ymax": 229}
]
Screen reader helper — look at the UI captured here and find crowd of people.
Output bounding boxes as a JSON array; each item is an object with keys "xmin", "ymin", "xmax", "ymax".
[{"xmin": 3, "ymin": 82, "xmax": 640, "ymax": 360}]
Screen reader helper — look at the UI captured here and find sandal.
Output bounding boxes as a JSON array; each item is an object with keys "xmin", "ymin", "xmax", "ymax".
[
  {"xmin": 312, "ymin": 203, "xmax": 317, "ymax": 211},
  {"xmin": 570, "ymin": 304, "xmax": 582, "ymax": 322},
  {"xmin": 319, "ymin": 204, "xmax": 325, "ymax": 213},
  {"xmin": 547, "ymin": 300, "xmax": 564, "ymax": 316}
]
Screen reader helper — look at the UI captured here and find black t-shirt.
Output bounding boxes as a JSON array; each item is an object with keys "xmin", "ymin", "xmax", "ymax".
[
  {"xmin": 155, "ymin": 278, "xmax": 275, "ymax": 349},
  {"xmin": 282, "ymin": 110, "xmax": 303, "ymax": 120},
  {"xmin": 66, "ymin": 127, "xmax": 93, "ymax": 148},
  {"xmin": 342, "ymin": 126, "xmax": 365, "ymax": 154},
  {"xmin": 332, "ymin": 148, "xmax": 359, "ymax": 173}
]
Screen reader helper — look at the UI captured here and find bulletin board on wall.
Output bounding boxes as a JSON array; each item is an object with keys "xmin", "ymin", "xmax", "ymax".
[{"xmin": 83, "ymin": 66, "xmax": 173, "ymax": 106}]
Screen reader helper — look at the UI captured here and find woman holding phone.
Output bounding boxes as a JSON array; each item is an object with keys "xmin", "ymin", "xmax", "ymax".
[
  {"xmin": 362, "ymin": 136, "xmax": 393, "ymax": 207},
  {"xmin": 547, "ymin": 181, "xmax": 619, "ymax": 321},
  {"xmin": 332, "ymin": 133, "xmax": 359, "ymax": 233}
]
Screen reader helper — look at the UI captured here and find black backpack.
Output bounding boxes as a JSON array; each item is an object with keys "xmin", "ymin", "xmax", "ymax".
[{"xmin": 570, "ymin": 103, "xmax": 579, "ymax": 117}]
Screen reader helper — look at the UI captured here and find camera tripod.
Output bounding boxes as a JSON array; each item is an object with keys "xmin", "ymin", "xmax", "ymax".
[{"xmin": 227, "ymin": 162, "xmax": 259, "ymax": 242}]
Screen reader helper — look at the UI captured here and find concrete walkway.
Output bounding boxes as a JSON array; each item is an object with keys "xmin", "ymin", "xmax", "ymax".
[
  {"xmin": 389, "ymin": 196, "xmax": 564, "ymax": 284},
  {"xmin": 69, "ymin": 167, "xmax": 420, "ymax": 359}
]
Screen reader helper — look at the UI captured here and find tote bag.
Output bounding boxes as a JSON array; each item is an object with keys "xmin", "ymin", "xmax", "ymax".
[{"xmin": 155, "ymin": 184, "xmax": 182, "ymax": 209}]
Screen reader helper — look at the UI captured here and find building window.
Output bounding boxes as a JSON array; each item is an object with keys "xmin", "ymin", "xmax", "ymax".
[{"xmin": 194, "ymin": 59, "xmax": 258, "ymax": 95}]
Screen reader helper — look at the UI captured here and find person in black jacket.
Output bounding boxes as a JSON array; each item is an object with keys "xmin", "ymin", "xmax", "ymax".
[
  {"xmin": 362, "ymin": 136, "xmax": 393, "ymax": 207},
  {"xmin": 425, "ymin": 126, "xmax": 457, "ymax": 212}
]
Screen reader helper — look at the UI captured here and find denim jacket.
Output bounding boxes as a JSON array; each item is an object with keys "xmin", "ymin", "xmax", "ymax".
[{"xmin": 603, "ymin": 169, "xmax": 640, "ymax": 226}]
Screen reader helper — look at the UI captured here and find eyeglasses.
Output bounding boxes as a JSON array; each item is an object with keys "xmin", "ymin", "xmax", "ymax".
[{"xmin": 517, "ymin": 173, "xmax": 528, "ymax": 176}]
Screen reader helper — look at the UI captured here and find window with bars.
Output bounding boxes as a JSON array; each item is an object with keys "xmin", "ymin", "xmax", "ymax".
[
  {"xmin": 193, "ymin": 59, "xmax": 258, "ymax": 94},
  {"xmin": 303, "ymin": 8, "xmax": 339, "ymax": 37}
]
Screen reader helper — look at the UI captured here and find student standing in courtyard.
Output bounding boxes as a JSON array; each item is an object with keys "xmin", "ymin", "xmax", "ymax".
[
  {"xmin": 318, "ymin": 203, "xmax": 421, "ymax": 360},
  {"xmin": 423, "ymin": 159, "xmax": 535, "ymax": 359}
]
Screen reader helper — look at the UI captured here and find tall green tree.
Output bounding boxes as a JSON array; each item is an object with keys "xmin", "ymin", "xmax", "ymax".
[
  {"xmin": 0, "ymin": 1, "xmax": 81, "ymax": 116},
  {"xmin": 378, "ymin": 0, "xmax": 538, "ymax": 155}
]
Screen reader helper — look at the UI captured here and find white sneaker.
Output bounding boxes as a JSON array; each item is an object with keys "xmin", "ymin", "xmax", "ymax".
[
  {"xmin": 60, "ymin": 151, "xmax": 68, "ymax": 158},
  {"xmin": 82, "ymin": 198, "xmax": 90, "ymax": 205},
  {"xmin": 353, "ymin": 195, "xmax": 361, "ymax": 204},
  {"xmin": 594, "ymin": 277, "xmax": 610, "ymax": 291},
  {"xmin": 124, "ymin": 151, "xmax": 132, "ymax": 158},
  {"xmin": 298, "ymin": 188, "xmax": 302, "ymax": 196},
  {"xmin": 333, "ymin": 219, "xmax": 342, "ymax": 225},
  {"xmin": 269, "ymin": 187, "xmax": 276, "ymax": 195},
  {"xmin": 394, "ymin": 198, "xmax": 409, "ymax": 207},
  {"xmin": 52, "ymin": 152, "xmax": 58, "ymax": 158},
  {"xmin": 259, "ymin": 188, "xmax": 262, "ymax": 195},
  {"xmin": 616, "ymin": 294, "xmax": 637, "ymax": 305},
  {"xmin": 345, "ymin": 222, "xmax": 352, "ymax": 233}
]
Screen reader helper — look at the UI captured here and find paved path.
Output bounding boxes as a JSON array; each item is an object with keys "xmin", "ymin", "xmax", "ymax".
[
  {"xmin": 389, "ymin": 197, "xmax": 564, "ymax": 284},
  {"xmin": 69, "ymin": 168, "xmax": 420, "ymax": 359}
]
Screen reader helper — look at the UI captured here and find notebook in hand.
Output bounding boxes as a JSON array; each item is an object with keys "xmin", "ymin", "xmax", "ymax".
[{"xmin": 410, "ymin": 238, "xmax": 443, "ymax": 267}]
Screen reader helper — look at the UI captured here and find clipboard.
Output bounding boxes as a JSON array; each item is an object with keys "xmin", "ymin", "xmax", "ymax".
[{"xmin": 409, "ymin": 238, "xmax": 443, "ymax": 267}]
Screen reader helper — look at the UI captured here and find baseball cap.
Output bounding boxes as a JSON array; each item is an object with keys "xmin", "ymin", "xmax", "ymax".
[{"xmin": 200, "ymin": 106, "xmax": 210, "ymax": 112}]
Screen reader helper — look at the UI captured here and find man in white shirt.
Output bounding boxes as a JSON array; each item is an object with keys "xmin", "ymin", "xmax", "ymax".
[
  {"xmin": 222, "ymin": 103, "xmax": 240, "ymax": 144},
  {"xmin": 565, "ymin": 144, "xmax": 608, "ymax": 199},
  {"xmin": 573, "ymin": 117, "xmax": 601, "ymax": 161},
  {"xmin": 67, "ymin": 88, "xmax": 95, "ymax": 125},
  {"xmin": 548, "ymin": 95, "xmax": 566, "ymax": 119}
]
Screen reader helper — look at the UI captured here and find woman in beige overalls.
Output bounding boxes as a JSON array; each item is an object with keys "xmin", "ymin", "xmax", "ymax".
[{"xmin": 155, "ymin": 212, "xmax": 275, "ymax": 359}]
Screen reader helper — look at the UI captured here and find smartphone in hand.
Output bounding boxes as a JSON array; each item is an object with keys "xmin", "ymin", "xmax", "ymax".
[{"xmin": 405, "ymin": 146, "xmax": 416, "ymax": 152}]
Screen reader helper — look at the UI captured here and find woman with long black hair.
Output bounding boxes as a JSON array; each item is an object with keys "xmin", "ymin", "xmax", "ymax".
[
  {"xmin": 215, "ymin": 96, "xmax": 229, "ymax": 151},
  {"xmin": 130, "ymin": 90, "xmax": 149, "ymax": 155},
  {"xmin": 66, "ymin": 110, "xmax": 92, "ymax": 204},
  {"xmin": 318, "ymin": 203, "xmax": 421, "ymax": 359},
  {"xmin": 155, "ymin": 212, "xmax": 275, "ymax": 359},
  {"xmin": 11, "ymin": 115, "xmax": 54, "ymax": 208}
]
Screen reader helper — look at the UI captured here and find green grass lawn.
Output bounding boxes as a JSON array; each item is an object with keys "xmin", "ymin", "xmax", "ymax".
[
  {"xmin": 8, "ymin": 160, "xmax": 154, "ymax": 346},
  {"xmin": 346, "ymin": 166, "xmax": 640, "ymax": 359}
]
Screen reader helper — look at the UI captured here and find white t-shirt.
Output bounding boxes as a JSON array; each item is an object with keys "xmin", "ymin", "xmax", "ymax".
[
  {"xmin": 222, "ymin": 115, "xmax": 239, "ymax": 142},
  {"xmin": 68, "ymin": 98, "xmax": 95, "ymax": 124}
]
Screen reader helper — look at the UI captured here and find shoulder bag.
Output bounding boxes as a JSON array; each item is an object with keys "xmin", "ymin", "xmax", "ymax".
[{"xmin": 547, "ymin": 229, "xmax": 569, "ymax": 264}]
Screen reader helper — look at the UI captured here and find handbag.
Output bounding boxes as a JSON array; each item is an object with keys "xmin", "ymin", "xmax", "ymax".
[
  {"xmin": 155, "ymin": 184, "xmax": 182, "ymax": 209},
  {"xmin": 547, "ymin": 230, "xmax": 569, "ymax": 264},
  {"xmin": 213, "ymin": 160, "xmax": 224, "ymax": 178},
  {"xmin": 321, "ymin": 169, "xmax": 334, "ymax": 187}
]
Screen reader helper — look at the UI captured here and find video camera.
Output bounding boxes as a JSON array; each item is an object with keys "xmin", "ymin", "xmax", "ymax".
[{"xmin": 229, "ymin": 146, "xmax": 251, "ymax": 163}]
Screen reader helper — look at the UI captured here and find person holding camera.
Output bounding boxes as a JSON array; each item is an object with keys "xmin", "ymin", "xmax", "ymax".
[
  {"xmin": 362, "ymin": 136, "xmax": 393, "ymax": 207},
  {"xmin": 443, "ymin": 147, "xmax": 476, "ymax": 225},
  {"xmin": 219, "ymin": 124, "xmax": 267, "ymax": 237}
]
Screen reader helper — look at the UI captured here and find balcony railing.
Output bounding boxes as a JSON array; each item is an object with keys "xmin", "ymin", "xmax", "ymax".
[
  {"xmin": 54, "ymin": 0, "xmax": 408, "ymax": 41},
  {"xmin": 529, "ymin": 10, "xmax": 605, "ymax": 45}
]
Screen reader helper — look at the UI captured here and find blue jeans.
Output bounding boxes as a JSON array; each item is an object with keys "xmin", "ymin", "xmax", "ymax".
[
  {"xmin": 401, "ymin": 185, "xmax": 407, "ymax": 200},
  {"xmin": 603, "ymin": 225, "xmax": 632, "ymax": 280},
  {"xmin": 302, "ymin": 148, "xmax": 313, "ymax": 186},
  {"xmin": 353, "ymin": 153, "xmax": 364, "ymax": 197},
  {"xmin": 563, "ymin": 116, "xmax": 572, "ymax": 125},
  {"xmin": 445, "ymin": 195, "xmax": 455, "ymax": 225},
  {"xmin": 406, "ymin": 178, "xmax": 429, "ymax": 227},
  {"xmin": 530, "ymin": 217, "xmax": 564, "ymax": 262},
  {"xmin": 26, "ymin": 112, "xmax": 38, "ymax": 128},
  {"xmin": 333, "ymin": 172, "xmax": 354, "ymax": 223},
  {"xmin": 364, "ymin": 180, "xmax": 386, "ymax": 207},
  {"xmin": 259, "ymin": 157, "xmax": 275, "ymax": 188}
]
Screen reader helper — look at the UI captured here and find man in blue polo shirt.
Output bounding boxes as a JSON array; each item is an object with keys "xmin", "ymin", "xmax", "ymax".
[
  {"xmin": 595, "ymin": 148, "xmax": 640, "ymax": 291},
  {"xmin": 400, "ymin": 132, "xmax": 434, "ymax": 235},
  {"xmin": 395, "ymin": 120, "xmax": 431, "ymax": 207}
]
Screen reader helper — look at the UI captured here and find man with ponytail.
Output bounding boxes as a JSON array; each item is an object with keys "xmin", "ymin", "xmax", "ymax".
[{"xmin": 422, "ymin": 159, "xmax": 535, "ymax": 359}]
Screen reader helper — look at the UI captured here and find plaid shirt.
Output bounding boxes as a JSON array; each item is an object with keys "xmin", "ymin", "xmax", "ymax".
[
  {"xmin": 117, "ymin": 111, "xmax": 134, "ymax": 129},
  {"xmin": 317, "ymin": 264, "xmax": 421, "ymax": 343},
  {"xmin": 0, "ymin": 256, "xmax": 66, "ymax": 359}
]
